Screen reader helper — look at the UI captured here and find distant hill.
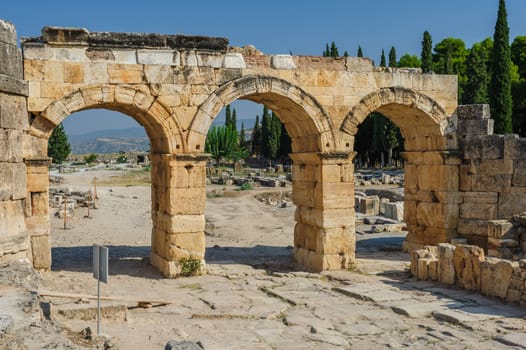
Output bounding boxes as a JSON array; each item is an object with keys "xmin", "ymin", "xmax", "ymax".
[{"xmin": 68, "ymin": 127, "xmax": 150, "ymax": 154}]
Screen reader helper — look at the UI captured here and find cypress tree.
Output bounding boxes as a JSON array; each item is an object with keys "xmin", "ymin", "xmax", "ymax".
[
  {"xmin": 343, "ymin": 50, "xmax": 349, "ymax": 57},
  {"xmin": 279, "ymin": 121, "xmax": 292, "ymax": 160},
  {"xmin": 330, "ymin": 41, "xmax": 339, "ymax": 57},
  {"xmin": 323, "ymin": 43, "xmax": 330, "ymax": 57},
  {"xmin": 490, "ymin": 0, "xmax": 513, "ymax": 134},
  {"xmin": 261, "ymin": 106, "xmax": 270, "ymax": 158},
  {"xmin": 48, "ymin": 123, "xmax": 71, "ymax": 164},
  {"xmin": 251, "ymin": 115, "xmax": 261, "ymax": 156},
  {"xmin": 421, "ymin": 30, "xmax": 433, "ymax": 73},
  {"xmin": 239, "ymin": 122, "xmax": 246, "ymax": 147},
  {"xmin": 231, "ymin": 108, "xmax": 237, "ymax": 131},
  {"xmin": 388, "ymin": 46, "xmax": 397, "ymax": 67},
  {"xmin": 225, "ymin": 105, "xmax": 231, "ymax": 127},
  {"xmin": 357, "ymin": 46, "xmax": 363, "ymax": 57},
  {"xmin": 464, "ymin": 44, "xmax": 489, "ymax": 104},
  {"xmin": 380, "ymin": 49, "xmax": 386, "ymax": 67},
  {"xmin": 268, "ymin": 112, "xmax": 282, "ymax": 160}
]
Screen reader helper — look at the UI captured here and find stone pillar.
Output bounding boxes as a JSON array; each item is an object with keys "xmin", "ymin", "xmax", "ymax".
[
  {"xmin": 0, "ymin": 20, "xmax": 31, "ymax": 264},
  {"xmin": 402, "ymin": 151, "xmax": 461, "ymax": 251},
  {"xmin": 291, "ymin": 152, "xmax": 355, "ymax": 272},
  {"xmin": 25, "ymin": 158, "xmax": 52, "ymax": 269},
  {"xmin": 149, "ymin": 153, "xmax": 207, "ymax": 277}
]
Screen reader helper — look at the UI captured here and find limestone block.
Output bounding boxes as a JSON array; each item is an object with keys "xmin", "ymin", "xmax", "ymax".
[
  {"xmin": 480, "ymin": 258, "xmax": 513, "ymax": 298},
  {"xmin": 498, "ymin": 192, "xmax": 526, "ymax": 219},
  {"xmin": 108, "ymin": 65, "xmax": 144, "ymax": 83},
  {"xmin": 459, "ymin": 164, "xmax": 472, "ymax": 191},
  {"xmin": 316, "ymin": 226, "xmax": 355, "ymax": 255},
  {"xmin": 113, "ymin": 50, "xmax": 138, "ymax": 64},
  {"xmin": 404, "ymin": 199, "xmax": 417, "ymax": 226},
  {"xmin": 154, "ymin": 213, "xmax": 205, "ymax": 234},
  {"xmin": 0, "ymin": 129, "xmax": 23, "ymax": 162},
  {"xmin": 487, "ymin": 220, "xmax": 516, "ymax": 239},
  {"xmin": 456, "ymin": 104, "xmax": 490, "ymax": 119},
  {"xmin": 30, "ymin": 234, "xmax": 51, "ymax": 270},
  {"xmin": 463, "ymin": 192, "xmax": 498, "ymax": 204},
  {"xmin": 471, "ymin": 174, "xmax": 511, "ymax": 192},
  {"xmin": 223, "ymin": 53, "xmax": 246, "ymax": 69},
  {"xmin": 11, "ymin": 163, "xmax": 26, "ymax": 200},
  {"xmin": 462, "ymin": 135, "xmax": 504, "ymax": 160},
  {"xmin": 0, "ymin": 20, "xmax": 17, "ymax": 46},
  {"xmin": 271, "ymin": 55, "xmax": 296, "ymax": 69},
  {"xmin": 437, "ymin": 243, "xmax": 456, "ymax": 285},
  {"xmin": 166, "ymin": 232, "xmax": 205, "ymax": 260},
  {"xmin": 63, "ymin": 62, "xmax": 84, "ymax": 83},
  {"xmin": 460, "ymin": 203, "xmax": 497, "ymax": 220},
  {"xmin": 294, "ymin": 222, "xmax": 318, "ymax": 251},
  {"xmin": 137, "ymin": 50, "xmax": 177, "ymax": 65},
  {"xmin": 166, "ymin": 187, "xmax": 206, "ymax": 215},
  {"xmin": 417, "ymin": 202, "xmax": 459, "ymax": 229},
  {"xmin": 453, "ymin": 245, "xmax": 485, "ymax": 291},
  {"xmin": 0, "ymin": 200, "xmax": 25, "ymax": 237},
  {"xmin": 0, "ymin": 233, "xmax": 29, "ymax": 260},
  {"xmin": 383, "ymin": 202, "xmax": 404, "ymax": 221},
  {"xmin": 456, "ymin": 119, "xmax": 493, "ymax": 136},
  {"xmin": 504, "ymin": 134, "xmax": 526, "ymax": 159},
  {"xmin": 296, "ymin": 206, "xmax": 354, "ymax": 228},
  {"xmin": 428, "ymin": 259, "xmax": 438, "ymax": 280},
  {"xmin": 416, "ymin": 165, "xmax": 459, "ymax": 192},
  {"xmin": 196, "ymin": 52, "xmax": 223, "ymax": 68},
  {"xmin": 83, "ymin": 62, "xmax": 109, "ymax": 83},
  {"xmin": 0, "ymin": 93, "xmax": 28, "ymax": 130},
  {"xmin": 168, "ymin": 164, "xmax": 207, "ymax": 189},
  {"xmin": 358, "ymin": 196, "xmax": 379, "ymax": 215},
  {"xmin": 488, "ymin": 238, "xmax": 519, "ymax": 248},
  {"xmin": 0, "ymin": 43, "xmax": 23, "ymax": 79},
  {"xmin": 423, "ymin": 227, "xmax": 458, "ymax": 245},
  {"xmin": 144, "ymin": 65, "xmax": 173, "ymax": 84},
  {"xmin": 468, "ymin": 159, "xmax": 513, "ymax": 176}
]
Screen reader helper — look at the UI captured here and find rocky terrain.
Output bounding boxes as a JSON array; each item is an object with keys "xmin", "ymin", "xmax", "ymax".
[{"xmin": 0, "ymin": 168, "xmax": 525, "ymax": 349}]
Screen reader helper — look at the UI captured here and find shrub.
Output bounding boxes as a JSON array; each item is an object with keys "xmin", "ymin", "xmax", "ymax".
[{"xmin": 179, "ymin": 257, "xmax": 202, "ymax": 277}]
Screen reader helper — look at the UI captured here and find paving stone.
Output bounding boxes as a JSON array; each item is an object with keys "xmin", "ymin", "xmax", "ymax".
[
  {"xmin": 496, "ymin": 332, "xmax": 526, "ymax": 349},
  {"xmin": 334, "ymin": 284, "xmax": 410, "ymax": 302},
  {"xmin": 386, "ymin": 299, "xmax": 464, "ymax": 318},
  {"xmin": 433, "ymin": 305, "xmax": 514, "ymax": 328}
]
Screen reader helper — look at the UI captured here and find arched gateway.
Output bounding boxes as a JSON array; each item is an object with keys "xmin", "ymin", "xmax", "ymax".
[{"xmin": 1, "ymin": 24, "xmax": 459, "ymax": 277}]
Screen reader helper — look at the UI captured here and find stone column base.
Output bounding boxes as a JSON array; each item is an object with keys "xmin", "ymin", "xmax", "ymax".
[
  {"xmin": 30, "ymin": 234, "xmax": 51, "ymax": 270},
  {"xmin": 294, "ymin": 247, "xmax": 354, "ymax": 272},
  {"xmin": 150, "ymin": 252, "xmax": 205, "ymax": 278}
]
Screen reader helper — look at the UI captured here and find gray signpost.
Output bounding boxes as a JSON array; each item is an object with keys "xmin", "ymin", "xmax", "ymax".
[{"xmin": 92, "ymin": 244, "xmax": 108, "ymax": 335}]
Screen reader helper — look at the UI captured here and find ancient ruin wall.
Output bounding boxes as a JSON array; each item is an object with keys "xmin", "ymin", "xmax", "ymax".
[
  {"xmin": 0, "ymin": 20, "xmax": 31, "ymax": 264},
  {"xmin": 456, "ymin": 104, "xmax": 526, "ymax": 257}
]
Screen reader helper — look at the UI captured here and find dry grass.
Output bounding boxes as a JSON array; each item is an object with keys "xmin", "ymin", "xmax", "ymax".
[{"xmin": 97, "ymin": 169, "xmax": 151, "ymax": 187}]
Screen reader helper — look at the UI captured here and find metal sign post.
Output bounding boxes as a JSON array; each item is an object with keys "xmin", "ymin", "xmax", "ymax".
[{"xmin": 92, "ymin": 244, "xmax": 108, "ymax": 335}]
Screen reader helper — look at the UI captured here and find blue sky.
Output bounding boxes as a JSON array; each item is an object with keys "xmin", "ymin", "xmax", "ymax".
[{"xmin": 4, "ymin": 0, "xmax": 526, "ymax": 134}]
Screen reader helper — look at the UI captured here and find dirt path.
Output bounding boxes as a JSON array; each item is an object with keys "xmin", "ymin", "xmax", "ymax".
[{"xmin": 1, "ymin": 169, "xmax": 524, "ymax": 349}]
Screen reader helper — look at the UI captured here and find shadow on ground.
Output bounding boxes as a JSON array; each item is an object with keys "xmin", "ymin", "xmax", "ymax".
[{"xmin": 52, "ymin": 244, "xmax": 297, "ymax": 277}]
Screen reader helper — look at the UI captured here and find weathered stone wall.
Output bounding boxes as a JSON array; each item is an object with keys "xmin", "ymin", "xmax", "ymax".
[
  {"xmin": 0, "ymin": 20, "xmax": 30, "ymax": 264},
  {"xmin": 456, "ymin": 104, "xmax": 526, "ymax": 256},
  {"xmin": 411, "ymin": 243, "xmax": 526, "ymax": 305}
]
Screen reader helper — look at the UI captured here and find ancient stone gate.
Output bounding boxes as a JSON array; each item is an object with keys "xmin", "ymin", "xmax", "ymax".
[{"xmin": 1, "ymin": 22, "xmax": 464, "ymax": 277}]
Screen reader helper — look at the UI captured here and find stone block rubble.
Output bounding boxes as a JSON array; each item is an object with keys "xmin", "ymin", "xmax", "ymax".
[{"xmin": 411, "ymin": 240, "xmax": 526, "ymax": 305}]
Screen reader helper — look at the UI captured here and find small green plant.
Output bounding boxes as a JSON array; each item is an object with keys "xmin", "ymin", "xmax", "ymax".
[
  {"xmin": 116, "ymin": 155, "xmax": 127, "ymax": 163},
  {"xmin": 84, "ymin": 153, "xmax": 97, "ymax": 164},
  {"xmin": 179, "ymin": 257, "xmax": 202, "ymax": 277},
  {"xmin": 239, "ymin": 182, "xmax": 253, "ymax": 191}
]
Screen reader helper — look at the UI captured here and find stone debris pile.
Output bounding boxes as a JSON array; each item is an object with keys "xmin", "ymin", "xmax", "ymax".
[
  {"xmin": 49, "ymin": 186, "xmax": 96, "ymax": 218},
  {"xmin": 207, "ymin": 168, "xmax": 290, "ymax": 188}
]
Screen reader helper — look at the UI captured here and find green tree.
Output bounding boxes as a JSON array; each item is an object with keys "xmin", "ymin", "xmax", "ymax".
[
  {"xmin": 380, "ymin": 49, "xmax": 386, "ymax": 67},
  {"xmin": 330, "ymin": 41, "xmax": 339, "ymax": 57},
  {"xmin": 512, "ymin": 79, "xmax": 526, "ymax": 136},
  {"xmin": 268, "ymin": 112, "xmax": 282, "ymax": 160},
  {"xmin": 279, "ymin": 121, "xmax": 292, "ymax": 160},
  {"xmin": 421, "ymin": 30, "xmax": 433, "ymax": 73},
  {"xmin": 464, "ymin": 43, "xmax": 489, "ymax": 104},
  {"xmin": 239, "ymin": 122, "xmax": 246, "ymax": 147},
  {"xmin": 434, "ymin": 38, "xmax": 468, "ymax": 101},
  {"xmin": 225, "ymin": 105, "xmax": 232, "ymax": 127},
  {"xmin": 357, "ymin": 46, "xmax": 363, "ymax": 57},
  {"xmin": 511, "ymin": 36, "xmax": 526, "ymax": 79},
  {"xmin": 343, "ymin": 50, "xmax": 349, "ymax": 57},
  {"xmin": 490, "ymin": 0, "xmax": 513, "ymax": 134},
  {"xmin": 398, "ymin": 54, "xmax": 421, "ymax": 68},
  {"xmin": 251, "ymin": 115, "xmax": 261, "ymax": 156},
  {"xmin": 260, "ymin": 106, "xmax": 270, "ymax": 158},
  {"xmin": 84, "ymin": 153, "xmax": 97, "ymax": 164},
  {"xmin": 323, "ymin": 43, "xmax": 330, "ymax": 57},
  {"xmin": 381, "ymin": 117, "xmax": 400, "ymax": 166},
  {"xmin": 231, "ymin": 108, "xmax": 237, "ymax": 132},
  {"xmin": 205, "ymin": 125, "xmax": 247, "ymax": 165},
  {"xmin": 48, "ymin": 123, "xmax": 71, "ymax": 164},
  {"xmin": 388, "ymin": 46, "xmax": 397, "ymax": 67}
]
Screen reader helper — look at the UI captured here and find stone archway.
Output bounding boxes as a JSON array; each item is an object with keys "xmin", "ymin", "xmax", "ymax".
[
  {"xmin": 341, "ymin": 87, "xmax": 460, "ymax": 251},
  {"xmin": 183, "ymin": 75, "xmax": 356, "ymax": 272},
  {"xmin": 25, "ymin": 85, "xmax": 184, "ymax": 271}
]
